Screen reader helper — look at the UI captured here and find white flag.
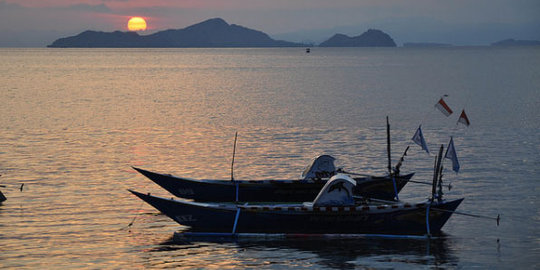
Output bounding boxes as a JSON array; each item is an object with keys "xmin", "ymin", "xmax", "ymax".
[
  {"xmin": 412, "ymin": 125, "xmax": 429, "ymax": 154},
  {"xmin": 445, "ymin": 137, "xmax": 460, "ymax": 173},
  {"xmin": 435, "ymin": 98, "xmax": 453, "ymax": 117}
]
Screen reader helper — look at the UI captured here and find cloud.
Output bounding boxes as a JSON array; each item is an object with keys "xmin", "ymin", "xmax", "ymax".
[{"xmin": 0, "ymin": 0, "xmax": 23, "ymax": 9}]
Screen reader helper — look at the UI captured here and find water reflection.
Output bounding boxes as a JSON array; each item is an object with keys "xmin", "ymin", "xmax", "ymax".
[{"xmin": 145, "ymin": 233, "xmax": 457, "ymax": 269}]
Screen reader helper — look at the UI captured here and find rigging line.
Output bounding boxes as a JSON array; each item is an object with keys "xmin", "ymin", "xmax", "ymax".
[
  {"xmin": 428, "ymin": 207, "xmax": 500, "ymax": 225},
  {"xmin": 125, "ymin": 198, "xmax": 146, "ymax": 230},
  {"xmin": 408, "ymin": 179, "xmax": 452, "ymax": 190},
  {"xmin": 124, "ymin": 169, "xmax": 152, "ymax": 230}
]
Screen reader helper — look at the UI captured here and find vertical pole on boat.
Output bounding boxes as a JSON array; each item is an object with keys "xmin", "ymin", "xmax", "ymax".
[
  {"xmin": 231, "ymin": 131, "xmax": 238, "ymax": 181},
  {"xmin": 432, "ymin": 145, "xmax": 444, "ymax": 201},
  {"xmin": 231, "ymin": 132, "xmax": 239, "ymax": 202},
  {"xmin": 437, "ymin": 165, "xmax": 444, "ymax": 202},
  {"xmin": 425, "ymin": 203, "xmax": 431, "ymax": 237},
  {"xmin": 394, "ymin": 146, "xmax": 409, "ymax": 176},
  {"xmin": 427, "ymin": 145, "xmax": 443, "ymax": 237},
  {"xmin": 387, "ymin": 116, "xmax": 399, "ymax": 200},
  {"xmin": 386, "ymin": 116, "xmax": 392, "ymax": 175}
]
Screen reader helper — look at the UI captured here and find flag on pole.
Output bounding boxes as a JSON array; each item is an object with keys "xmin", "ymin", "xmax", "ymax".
[
  {"xmin": 435, "ymin": 98, "xmax": 453, "ymax": 116},
  {"xmin": 445, "ymin": 137, "xmax": 460, "ymax": 173},
  {"xmin": 412, "ymin": 125, "xmax": 429, "ymax": 154},
  {"xmin": 457, "ymin": 109, "xmax": 470, "ymax": 126}
]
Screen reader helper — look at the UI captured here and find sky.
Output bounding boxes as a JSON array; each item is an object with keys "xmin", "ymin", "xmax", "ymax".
[{"xmin": 1, "ymin": 0, "xmax": 539, "ymax": 47}]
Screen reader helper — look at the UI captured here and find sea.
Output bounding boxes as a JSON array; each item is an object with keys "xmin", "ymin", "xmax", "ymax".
[{"xmin": 0, "ymin": 47, "xmax": 538, "ymax": 269}]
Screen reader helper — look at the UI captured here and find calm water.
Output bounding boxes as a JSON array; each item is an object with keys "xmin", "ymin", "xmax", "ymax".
[{"xmin": 0, "ymin": 47, "xmax": 538, "ymax": 269}]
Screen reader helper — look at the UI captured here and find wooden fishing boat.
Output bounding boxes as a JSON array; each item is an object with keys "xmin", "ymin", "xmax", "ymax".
[
  {"xmin": 129, "ymin": 173, "xmax": 462, "ymax": 235},
  {"xmin": 0, "ymin": 190, "xmax": 6, "ymax": 203},
  {"xmin": 133, "ymin": 155, "xmax": 414, "ymax": 202}
]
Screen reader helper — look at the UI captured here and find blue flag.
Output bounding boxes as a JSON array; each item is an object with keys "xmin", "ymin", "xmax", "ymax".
[
  {"xmin": 445, "ymin": 137, "xmax": 460, "ymax": 173},
  {"xmin": 411, "ymin": 125, "xmax": 429, "ymax": 154}
]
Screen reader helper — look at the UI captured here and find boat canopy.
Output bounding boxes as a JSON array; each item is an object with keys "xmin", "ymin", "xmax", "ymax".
[
  {"xmin": 301, "ymin": 155, "xmax": 337, "ymax": 180},
  {"xmin": 312, "ymin": 174, "xmax": 356, "ymax": 206}
]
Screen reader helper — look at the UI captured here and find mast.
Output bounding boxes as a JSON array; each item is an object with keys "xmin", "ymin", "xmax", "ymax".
[
  {"xmin": 231, "ymin": 132, "xmax": 238, "ymax": 181},
  {"xmin": 394, "ymin": 146, "xmax": 409, "ymax": 175},
  {"xmin": 386, "ymin": 116, "xmax": 392, "ymax": 176},
  {"xmin": 437, "ymin": 164, "xmax": 444, "ymax": 202},
  {"xmin": 432, "ymin": 144, "xmax": 444, "ymax": 201}
]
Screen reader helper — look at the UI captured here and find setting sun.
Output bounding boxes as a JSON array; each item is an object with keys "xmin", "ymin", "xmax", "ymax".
[{"xmin": 127, "ymin": 17, "xmax": 147, "ymax": 31}]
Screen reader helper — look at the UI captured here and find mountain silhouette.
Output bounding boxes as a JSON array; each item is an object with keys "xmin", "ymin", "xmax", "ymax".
[
  {"xmin": 491, "ymin": 38, "xmax": 540, "ymax": 46},
  {"xmin": 48, "ymin": 18, "xmax": 304, "ymax": 48},
  {"xmin": 319, "ymin": 29, "xmax": 396, "ymax": 47}
]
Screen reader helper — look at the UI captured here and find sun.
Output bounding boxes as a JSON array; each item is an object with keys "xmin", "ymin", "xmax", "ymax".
[{"xmin": 127, "ymin": 17, "xmax": 147, "ymax": 31}]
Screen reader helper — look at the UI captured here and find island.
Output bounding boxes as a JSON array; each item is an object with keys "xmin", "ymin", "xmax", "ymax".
[
  {"xmin": 403, "ymin": 42, "xmax": 452, "ymax": 48},
  {"xmin": 48, "ymin": 18, "xmax": 304, "ymax": 48},
  {"xmin": 491, "ymin": 39, "xmax": 540, "ymax": 46},
  {"xmin": 319, "ymin": 29, "xmax": 396, "ymax": 47}
]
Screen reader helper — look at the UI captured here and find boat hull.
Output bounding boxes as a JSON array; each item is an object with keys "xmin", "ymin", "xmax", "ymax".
[
  {"xmin": 130, "ymin": 190, "xmax": 463, "ymax": 235},
  {"xmin": 132, "ymin": 167, "xmax": 413, "ymax": 202}
]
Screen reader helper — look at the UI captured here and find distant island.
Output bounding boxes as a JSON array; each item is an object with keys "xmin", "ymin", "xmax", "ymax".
[
  {"xmin": 48, "ymin": 18, "xmax": 398, "ymax": 48},
  {"xmin": 319, "ymin": 30, "xmax": 396, "ymax": 47},
  {"xmin": 491, "ymin": 39, "xmax": 540, "ymax": 46},
  {"xmin": 403, "ymin": 42, "xmax": 452, "ymax": 48},
  {"xmin": 48, "ymin": 18, "xmax": 303, "ymax": 48}
]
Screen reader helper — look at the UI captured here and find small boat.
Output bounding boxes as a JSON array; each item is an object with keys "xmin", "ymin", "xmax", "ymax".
[
  {"xmin": 129, "ymin": 173, "xmax": 463, "ymax": 235},
  {"xmin": 133, "ymin": 155, "xmax": 414, "ymax": 202}
]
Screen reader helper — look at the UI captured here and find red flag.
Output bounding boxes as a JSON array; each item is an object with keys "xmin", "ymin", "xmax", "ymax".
[
  {"xmin": 434, "ymin": 98, "xmax": 453, "ymax": 116},
  {"xmin": 457, "ymin": 109, "xmax": 470, "ymax": 126}
]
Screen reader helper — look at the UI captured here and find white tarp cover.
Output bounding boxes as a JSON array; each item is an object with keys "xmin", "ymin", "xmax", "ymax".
[
  {"xmin": 301, "ymin": 155, "xmax": 337, "ymax": 180},
  {"xmin": 312, "ymin": 174, "xmax": 356, "ymax": 206}
]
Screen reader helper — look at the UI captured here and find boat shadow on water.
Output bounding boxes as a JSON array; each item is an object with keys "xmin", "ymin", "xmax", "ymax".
[{"xmin": 148, "ymin": 233, "xmax": 458, "ymax": 269}]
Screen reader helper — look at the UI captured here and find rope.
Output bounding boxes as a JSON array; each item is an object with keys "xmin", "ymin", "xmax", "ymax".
[
  {"xmin": 125, "ymin": 168, "xmax": 152, "ymax": 230},
  {"xmin": 429, "ymin": 207, "xmax": 500, "ymax": 225},
  {"xmin": 125, "ymin": 198, "xmax": 146, "ymax": 231}
]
